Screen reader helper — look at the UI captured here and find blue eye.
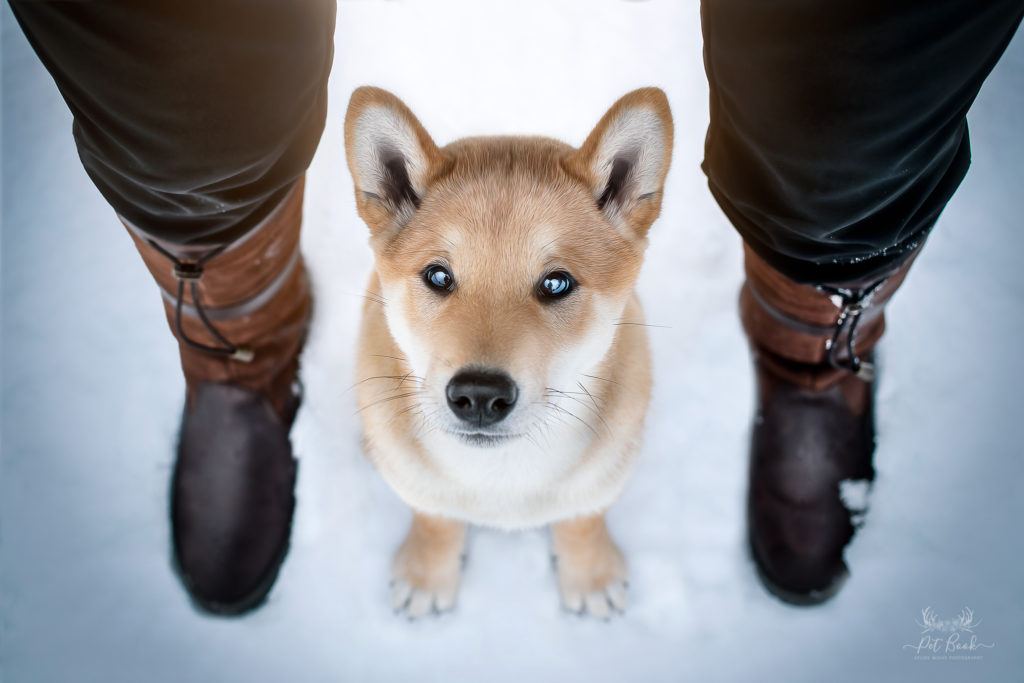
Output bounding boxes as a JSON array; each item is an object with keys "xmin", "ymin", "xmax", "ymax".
[
  {"xmin": 538, "ymin": 271, "xmax": 575, "ymax": 300},
  {"xmin": 423, "ymin": 264, "xmax": 455, "ymax": 293}
]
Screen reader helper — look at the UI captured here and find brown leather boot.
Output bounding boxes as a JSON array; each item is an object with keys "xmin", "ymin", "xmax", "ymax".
[
  {"xmin": 124, "ymin": 177, "xmax": 311, "ymax": 615},
  {"xmin": 740, "ymin": 243, "xmax": 918, "ymax": 605}
]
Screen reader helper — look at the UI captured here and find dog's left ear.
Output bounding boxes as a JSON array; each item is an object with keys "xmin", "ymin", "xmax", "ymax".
[
  {"xmin": 563, "ymin": 88, "xmax": 674, "ymax": 238},
  {"xmin": 344, "ymin": 87, "xmax": 449, "ymax": 239}
]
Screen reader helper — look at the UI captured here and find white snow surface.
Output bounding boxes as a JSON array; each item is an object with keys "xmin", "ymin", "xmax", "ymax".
[{"xmin": 3, "ymin": 2, "xmax": 1023, "ymax": 681}]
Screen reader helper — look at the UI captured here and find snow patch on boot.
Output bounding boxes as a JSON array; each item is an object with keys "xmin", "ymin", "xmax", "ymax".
[{"xmin": 839, "ymin": 478, "xmax": 873, "ymax": 527}]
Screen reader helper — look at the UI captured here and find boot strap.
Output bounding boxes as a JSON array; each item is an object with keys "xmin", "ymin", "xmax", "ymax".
[
  {"xmin": 746, "ymin": 275, "xmax": 888, "ymax": 382},
  {"xmin": 122, "ymin": 180, "xmax": 303, "ymax": 363},
  {"xmin": 155, "ymin": 246, "xmax": 301, "ymax": 323}
]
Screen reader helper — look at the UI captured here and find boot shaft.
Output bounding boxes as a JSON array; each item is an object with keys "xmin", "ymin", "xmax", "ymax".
[
  {"xmin": 123, "ymin": 177, "xmax": 311, "ymax": 418},
  {"xmin": 740, "ymin": 242, "xmax": 919, "ymax": 391}
]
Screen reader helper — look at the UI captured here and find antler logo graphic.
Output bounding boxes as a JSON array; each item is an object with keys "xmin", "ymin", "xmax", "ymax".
[{"xmin": 916, "ymin": 607, "xmax": 982, "ymax": 634}]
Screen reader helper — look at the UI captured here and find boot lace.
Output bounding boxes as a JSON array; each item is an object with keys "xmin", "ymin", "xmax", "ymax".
[{"xmin": 144, "ymin": 239, "xmax": 254, "ymax": 363}]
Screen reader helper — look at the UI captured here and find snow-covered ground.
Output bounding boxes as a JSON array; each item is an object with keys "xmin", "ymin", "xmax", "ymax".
[{"xmin": 3, "ymin": 2, "xmax": 1022, "ymax": 681}]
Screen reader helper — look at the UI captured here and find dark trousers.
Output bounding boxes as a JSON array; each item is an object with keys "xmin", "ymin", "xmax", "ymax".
[
  {"xmin": 11, "ymin": 1, "xmax": 1024, "ymax": 283},
  {"xmin": 9, "ymin": 0, "xmax": 336, "ymax": 247},
  {"xmin": 702, "ymin": 0, "xmax": 1024, "ymax": 283}
]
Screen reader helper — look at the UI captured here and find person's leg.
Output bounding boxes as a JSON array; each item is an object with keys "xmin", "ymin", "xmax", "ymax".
[
  {"xmin": 701, "ymin": 0, "xmax": 1023, "ymax": 603},
  {"xmin": 10, "ymin": 0, "xmax": 336, "ymax": 614}
]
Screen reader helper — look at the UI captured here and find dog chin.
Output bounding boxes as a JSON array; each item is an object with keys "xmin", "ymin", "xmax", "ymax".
[{"xmin": 446, "ymin": 430, "xmax": 519, "ymax": 448}]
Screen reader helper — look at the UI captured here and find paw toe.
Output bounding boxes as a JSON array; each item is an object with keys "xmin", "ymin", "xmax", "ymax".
[
  {"xmin": 584, "ymin": 591, "xmax": 612, "ymax": 620},
  {"xmin": 606, "ymin": 580, "xmax": 628, "ymax": 611},
  {"xmin": 434, "ymin": 585, "xmax": 457, "ymax": 613},
  {"xmin": 561, "ymin": 589, "xmax": 584, "ymax": 614},
  {"xmin": 390, "ymin": 579, "xmax": 413, "ymax": 611},
  {"xmin": 406, "ymin": 590, "xmax": 434, "ymax": 619}
]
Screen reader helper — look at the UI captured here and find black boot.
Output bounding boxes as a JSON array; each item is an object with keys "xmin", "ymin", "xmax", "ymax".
[
  {"xmin": 124, "ymin": 177, "xmax": 310, "ymax": 614},
  {"xmin": 740, "ymin": 243, "xmax": 917, "ymax": 605}
]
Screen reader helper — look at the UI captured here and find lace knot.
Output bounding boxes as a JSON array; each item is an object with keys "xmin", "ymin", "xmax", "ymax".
[{"xmin": 145, "ymin": 239, "xmax": 255, "ymax": 363}]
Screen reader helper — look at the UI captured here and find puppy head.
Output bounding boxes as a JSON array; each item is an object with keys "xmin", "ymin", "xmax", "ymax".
[{"xmin": 345, "ymin": 87, "xmax": 672, "ymax": 446}]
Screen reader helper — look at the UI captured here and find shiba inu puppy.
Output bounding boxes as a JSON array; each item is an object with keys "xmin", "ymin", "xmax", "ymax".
[{"xmin": 344, "ymin": 86, "xmax": 673, "ymax": 618}]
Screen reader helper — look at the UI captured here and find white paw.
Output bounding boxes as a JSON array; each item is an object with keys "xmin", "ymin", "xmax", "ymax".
[
  {"xmin": 389, "ymin": 576, "xmax": 459, "ymax": 619},
  {"xmin": 554, "ymin": 543, "xmax": 629, "ymax": 619},
  {"xmin": 389, "ymin": 537, "xmax": 463, "ymax": 619},
  {"xmin": 558, "ymin": 575, "xmax": 628, "ymax": 619}
]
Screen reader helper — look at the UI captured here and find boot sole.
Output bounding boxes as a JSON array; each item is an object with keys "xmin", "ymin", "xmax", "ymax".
[
  {"xmin": 746, "ymin": 521, "xmax": 849, "ymax": 607},
  {"xmin": 170, "ymin": 530, "xmax": 294, "ymax": 617}
]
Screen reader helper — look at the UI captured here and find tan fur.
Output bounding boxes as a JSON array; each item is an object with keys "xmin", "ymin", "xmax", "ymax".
[{"xmin": 344, "ymin": 87, "xmax": 673, "ymax": 618}]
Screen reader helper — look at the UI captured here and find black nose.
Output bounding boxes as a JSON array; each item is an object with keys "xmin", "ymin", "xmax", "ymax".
[{"xmin": 445, "ymin": 369, "xmax": 518, "ymax": 427}]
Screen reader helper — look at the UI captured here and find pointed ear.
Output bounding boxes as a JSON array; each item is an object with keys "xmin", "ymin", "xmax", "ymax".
[
  {"xmin": 563, "ymin": 88, "xmax": 674, "ymax": 237},
  {"xmin": 344, "ymin": 87, "xmax": 448, "ymax": 237}
]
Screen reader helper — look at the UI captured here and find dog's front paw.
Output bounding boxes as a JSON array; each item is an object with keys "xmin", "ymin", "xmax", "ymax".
[
  {"xmin": 390, "ymin": 513, "xmax": 466, "ymax": 618},
  {"xmin": 551, "ymin": 515, "xmax": 628, "ymax": 619}
]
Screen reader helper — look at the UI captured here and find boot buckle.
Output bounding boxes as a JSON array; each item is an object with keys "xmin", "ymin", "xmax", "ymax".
[{"xmin": 819, "ymin": 279, "xmax": 886, "ymax": 379}]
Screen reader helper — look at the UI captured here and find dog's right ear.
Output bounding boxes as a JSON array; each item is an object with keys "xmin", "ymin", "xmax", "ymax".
[{"xmin": 344, "ymin": 87, "xmax": 448, "ymax": 238}]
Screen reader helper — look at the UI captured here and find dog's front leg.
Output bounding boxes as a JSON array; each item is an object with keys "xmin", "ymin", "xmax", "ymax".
[
  {"xmin": 390, "ymin": 512, "xmax": 466, "ymax": 618},
  {"xmin": 551, "ymin": 514, "xmax": 628, "ymax": 619}
]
